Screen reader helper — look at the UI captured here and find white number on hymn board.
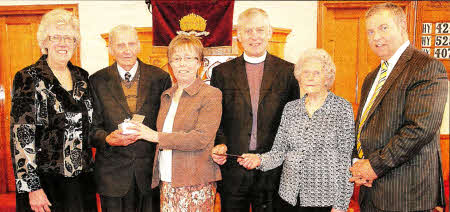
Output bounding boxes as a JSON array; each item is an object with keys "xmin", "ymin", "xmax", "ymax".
[
  {"xmin": 434, "ymin": 48, "xmax": 450, "ymax": 59},
  {"xmin": 435, "ymin": 22, "xmax": 450, "ymax": 34}
]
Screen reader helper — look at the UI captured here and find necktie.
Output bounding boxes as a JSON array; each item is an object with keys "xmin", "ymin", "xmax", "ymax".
[
  {"xmin": 356, "ymin": 61, "xmax": 389, "ymax": 158},
  {"xmin": 125, "ymin": 72, "xmax": 131, "ymax": 82}
]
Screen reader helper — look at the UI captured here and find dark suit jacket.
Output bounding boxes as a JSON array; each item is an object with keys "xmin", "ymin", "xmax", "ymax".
[
  {"xmin": 89, "ymin": 59, "xmax": 171, "ymax": 197},
  {"xmin": 210, "ymin": 53, "xmax": 299, "ymax": 194},
  {"xmin": 355, "ymin": 46, "xmax": 448, "ymax": 211}
]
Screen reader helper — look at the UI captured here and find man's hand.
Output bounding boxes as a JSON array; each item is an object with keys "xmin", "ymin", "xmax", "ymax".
[
  {"xmin": 29, "ymin": 189, "xmax": 52, "ymax": 212},
  {"xmin": 105, "ymin": 130, "xmax": 138, "ymax": 146},
  {"xmin": 349, "ymin": 159, "xmax": 377, "ymax": 187},
  {"xmin": 237, "ymin": 154, "xmax": 261, "ymax": 170},
  {"xmin": 349, "ymin": 176, "xmax": 374, "ymax": 187},
  {"xmin": 434, "ymin": 206, "xmax": 443, "ymax": 212},
  {"xmin": 211, "ymin": 144, "xmax": 227, "ymax": 165}
]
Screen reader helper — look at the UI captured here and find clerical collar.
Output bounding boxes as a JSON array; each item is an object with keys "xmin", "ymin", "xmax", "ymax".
[
  {"xmin": 244, "ymin": 52, "xmax": 267, "ymax": 64},
  {"xmin": 117, "ymin": 61, "xmax": 138, "ymax": 81}
]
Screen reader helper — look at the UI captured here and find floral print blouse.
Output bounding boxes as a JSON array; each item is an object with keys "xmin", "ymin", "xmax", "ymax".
[{"xmin": 10, "ymin": 55, "xmax": 94, "ymax": 193}]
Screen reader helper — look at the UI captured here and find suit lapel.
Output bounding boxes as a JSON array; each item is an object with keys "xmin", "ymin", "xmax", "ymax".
[
  {"xmin": 258, "ymin": 54, "xmax": 278, "ymax": 105},
  {"xmin": 106, "ymin": 63, "xmax": 131, "ymax": 115},
  {"xmin": 363, "ymin": 45, "xmax": 414, "ymax": 128},
  {"xmin": 232, "ymin": 56, "xmax": 252, "ymax": 107},
  {"xmin": 136, "ymin": 59, "xmax": 150, "ymax": 113},
  {"xmin": 356, "ymin": 70, "xmax": 378, "ymax": 126}
]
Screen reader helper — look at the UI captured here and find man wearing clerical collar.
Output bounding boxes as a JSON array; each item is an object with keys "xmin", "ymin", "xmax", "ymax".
[{"xmin": 210, "ymin": 8, "xmax": 299, "ymax": 212}]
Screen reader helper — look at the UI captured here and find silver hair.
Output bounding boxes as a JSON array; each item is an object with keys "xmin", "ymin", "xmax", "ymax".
[
  {"xmin": 237, "ymin": 8, "xmax": 271, "ymax": 32},
  {"xmin": 37, "ymin": 8, "xmax": 80, "ymax": 54},
  {"xmin": 295, "ymin": 48, "xmax": 336, "ymax": 90},
  {"xmin": 108, "ymin": 24, "xmax": 139, "ymax": 46}
]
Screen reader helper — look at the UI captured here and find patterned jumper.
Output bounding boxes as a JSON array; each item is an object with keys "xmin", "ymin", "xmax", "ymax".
[{"xmin": 258, "ymin": 92, "xmax": 355, "ymax": 211}]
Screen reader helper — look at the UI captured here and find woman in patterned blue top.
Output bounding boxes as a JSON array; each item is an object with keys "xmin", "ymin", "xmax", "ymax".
[
  {"xmin": 238, "ymin": 48, "xmax": 355, "ymax": 212},
  {"xmin": 10, "ymin": 9, "xmax": 96, "ymax": 212}
]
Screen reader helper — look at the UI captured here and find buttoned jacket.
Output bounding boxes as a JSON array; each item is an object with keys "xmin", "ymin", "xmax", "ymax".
[
  {"xmin": 355, "ymin": 46, "xmax": 448, "ymax": 210},
  {"xmin": 90, "ymin": 59, "xmax": 171, "ymax": 196}
]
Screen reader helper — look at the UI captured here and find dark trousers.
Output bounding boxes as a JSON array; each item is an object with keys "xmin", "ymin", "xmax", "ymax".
[
  {"xmin": 100, "ymin": 176, "xmax": 158, "ymax": 212},
  {"xmin": 276, "ymin": 196, "xmax": 331, "ymax": 212},
  {"xmin": 360, "ymin": 192, "xmax": 434, "ymax": 212},
  {"xmin": 16, "ymin": 172, "xmax": 97, "ymax": 212},
  {"xmin": 221, "ymin": 169, "xmax": 277, "ymax": 212}
]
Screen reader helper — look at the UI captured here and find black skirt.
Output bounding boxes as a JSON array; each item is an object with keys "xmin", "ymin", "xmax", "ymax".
[{"xmin": 16, "ymin": 172, "xmax": 97, "ymax": 212}]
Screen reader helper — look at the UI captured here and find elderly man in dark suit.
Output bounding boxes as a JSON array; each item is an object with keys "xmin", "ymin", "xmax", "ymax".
[
  {"xmin": 89, "ymin": 24, "xmax": 171, "ymax": 212},
  {"xmin": 210, "ymin": 8, "xmax": 299, "ymax": 212},
  {"xmin": 350, "ymin": 3, "xmax": 448, "ymax": 212}
]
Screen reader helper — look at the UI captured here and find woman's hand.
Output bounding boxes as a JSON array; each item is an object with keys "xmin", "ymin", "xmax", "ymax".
[
  {"xmin": 237, "ymin": 154, "xmax": 261, "ymax": 170},
  {"xmin": 211, "ymin": 144, "xmax": 228, "ymax": 165},
  {"xmin": 29, "ymin": 189, "xmax": 52, "ymax": 212},
  {"xmin": 127, "ymin": 122, "xmax": 159, "ymax": 143},
  {"xmin": 331, "ymin": 208, "xmax": 345, "ymax": 212}
]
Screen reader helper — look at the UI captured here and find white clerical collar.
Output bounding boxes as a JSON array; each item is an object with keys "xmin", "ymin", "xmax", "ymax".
[
  {"xmin": 117, "ymin": 61, "xmax": 138, "ymax": 81},
  {"xmin": 243, "ymin": 51, "xmax": 267, "ymax": 64},
  {"xmin": 383, "ymin": 40, "xmax": 410, "ymax": 69}
]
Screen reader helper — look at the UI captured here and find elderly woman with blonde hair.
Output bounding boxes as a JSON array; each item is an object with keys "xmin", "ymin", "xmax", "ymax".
[
  {"xmin": 129, "ymin": 34, "xmax": 222, "ymax": 211},
  {"xmin": 238, "ymin": 49, "xmax": 355, "ymax": 212},
  {"xmin": 10, "ymin": 8, "xmax": 96, "ymax": 212}
]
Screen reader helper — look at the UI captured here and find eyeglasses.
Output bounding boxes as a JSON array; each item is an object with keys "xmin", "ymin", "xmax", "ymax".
[
  {"xmin": 48, "ymin": 35, "xmax": 76, "ymax": 44},
  {"xmin": 170, "ymin": 56, "xmax": 198, "ymax": 64}
]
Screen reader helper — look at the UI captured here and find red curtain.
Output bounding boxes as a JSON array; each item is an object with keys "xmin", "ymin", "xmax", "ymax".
[{"xmin": 151, "ymin": 0, "xmax": 234, "ymax": 47}]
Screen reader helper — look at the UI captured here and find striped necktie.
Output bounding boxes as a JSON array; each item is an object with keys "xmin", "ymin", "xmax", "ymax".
[{"xmin": 356, "ymin": 61, "xmax": 389, "ymax": 159}]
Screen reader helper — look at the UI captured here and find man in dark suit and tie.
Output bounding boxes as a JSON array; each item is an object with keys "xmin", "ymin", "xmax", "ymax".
[
  {"xmin": 210, "ymin": 8, "xmax": 299, "ymax": 212},
  {"xmin": 349, "ymin": 3, "xmax": 448, "ymax": 211},
  {"xmin": 89, "ymin": 24, "xmax": 171, "ymax": 212}
]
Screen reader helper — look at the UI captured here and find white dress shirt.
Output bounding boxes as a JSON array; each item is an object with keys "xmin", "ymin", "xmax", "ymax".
[
  {"xmin": 360, "ymin": 40, "xmax": 410, "ymax": 117},
  {"xmin": 353, "ymin": 40, "xmax": 410, "ymax": 164},
  {"xmin": 117, "ymin": 62, "xmax": 138, "ymax": 81}
]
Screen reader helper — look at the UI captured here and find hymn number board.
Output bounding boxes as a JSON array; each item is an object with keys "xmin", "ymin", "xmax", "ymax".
[{"xmin": 421, "ymin": 22, "xmax": 450, "ymax": 59}]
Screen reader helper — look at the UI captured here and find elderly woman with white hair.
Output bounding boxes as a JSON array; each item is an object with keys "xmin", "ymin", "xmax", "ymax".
[
  {"xmin": 238, "ymin": 49, "xmax": 355, "ymax": 212},
  {"xmin": 10, "ymin": 8, "xmax": 96, "ymax": 212}
]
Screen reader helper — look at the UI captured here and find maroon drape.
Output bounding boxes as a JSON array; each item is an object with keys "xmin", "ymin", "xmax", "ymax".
[{"xmin": 150, "ymin": 0, "xmax": 234, "ymax": 47}]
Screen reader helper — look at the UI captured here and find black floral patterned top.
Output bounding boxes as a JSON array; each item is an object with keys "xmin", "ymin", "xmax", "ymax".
[{"xmin": 10, "ymin": 55, "xmax": 94, "ymax": 193}]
